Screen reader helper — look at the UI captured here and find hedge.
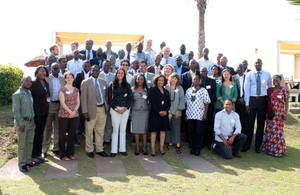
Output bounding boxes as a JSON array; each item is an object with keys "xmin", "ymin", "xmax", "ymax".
[{"xmin": 0, "ymin": 65, "xmax": 24, "ymax": 105}]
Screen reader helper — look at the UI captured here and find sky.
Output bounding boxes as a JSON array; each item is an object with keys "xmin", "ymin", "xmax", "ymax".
[{"xmin": 0, "ymin": 0, "xmax": 300, "ymax": 77}]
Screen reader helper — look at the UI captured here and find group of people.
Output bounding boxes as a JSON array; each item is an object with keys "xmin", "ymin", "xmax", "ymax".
[{"xmin": 12, "ymin": 39, "xmax": 289, "ymax": 173}]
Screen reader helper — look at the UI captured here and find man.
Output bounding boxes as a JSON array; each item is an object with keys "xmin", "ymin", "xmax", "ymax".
[
  {"xmin": 198, "ymin": 48, "xmax": 215, "ymax": 76},
  {"xmin": 42, "ymin": 63, "xmax": 65, "ymax": 158},
  {"xmin": 161, "ymin": 46, "xmax": 176, "ymax": 67},
  {"xmin": 90, "ymin": 47, "xmax": 106, "ymax": 69},
  {"xmin": 143, "ymin": 39, "xmax": 157, "ymax": 61},
  {"xmin": 99, "ymin": 60, "xmax": 115, "ymax": 145},
  {"xmin": 128, "ymin": 59, "xmax": 140, "ymax": 76},
  {"xmin": 175, "ymin": 56, "xmax": 189, "ymax": 81},
  {"xmin": 219, "ymin": 56, "xmax": 235, "ymax": 75},
  {"xmin": 12, "ymin": 75, "xmax": 35, "ymax": 172},
  {"xmin": 200, "ymin": 67, "xmax": 216, "ymax": 150},
  {"xmin": 242, "ymin": 59, "xmax": 251, "ymax": 73},
  {"xmin": 67, "ymin": 50, "xmax": 83, "ymax": 79},
  {"xmin": 232, "ymin": 64, "xmax": 248, "ymax": 136},
  {"xmin": 182, "ymin": 59, "xmax": 201, "ymax": 93},
  {"xmin": 81, "ymin": 65, "xmax": 108, "ymax": 158},
  {"xmin": 133, "ymin": 42, "xmax": 152, "ymax": 66},
  {"xmin": 66, "ymin": 42, "xmax": 79, "ymax": 55},
  {"xmin": 216, "ymin": 53, "xmax": 223, "ymax": 66},
  {"xmin": 147, "ymin": 54, "xmax": 163, "ymax": 75},
  {"xmin": 243, "ymin": 58, "xmax": 272, "ymax": 153},
  {"xmin": 131, "ymin": 60, "xmax": 154, "ymax": 88},
  {"xmin": 115, "ymin": 49, "xmax": 125, "ymax": 68},
  {"xmin": 109, "ymin": 55, "xmax": 117, "ymax": 73},
  {"xmin": 58, "ymin": 57, "xmax": 67, "ymax": 77},
  {"xmin": 120, "ymin": 59, "xmax": 133, "ymax": 84},
  {"xmin": 212, "ymin": 99, "xmax": 247, "ymax": 159},
  {"xmin": 46, "ymin": 45, "xmax": 59, "ymax": 67},
  {"xmin": 125, "ymin": 42, "xmax": 132, "ymax": 62},
  {"xmin": 174, "ymin": 44, "xmax": 188, "ymax": 62},
  {"xmin": 159, "ymin": 41, "xmax": 173, "ymax": 57},
  {"xmin": 182, "ymin": 51, "xmax": 199, "ymax": 69},
  {"xmin": 104, "ymin": 40, "xmax": 118, "ymax": 59},
  {"xmin": 80, "ymin": 39, "xmax": 96, "ymax": 60}
]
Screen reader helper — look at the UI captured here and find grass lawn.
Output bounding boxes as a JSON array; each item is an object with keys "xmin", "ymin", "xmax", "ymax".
[{"xmin": 0, "ymin": 104, "xmax": 299, "ymax": 195}]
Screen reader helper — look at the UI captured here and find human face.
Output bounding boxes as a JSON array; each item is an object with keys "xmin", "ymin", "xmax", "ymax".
[
  {"xmin": 137, "ymin": 75, "xmax": 144, "ymax": 86},
  {"xmin": 192, "ymin": 76, "xmax": 200, "ymax": 86},
  {"xmin": 83, "ymin": 63, "xmax": 91, "ymax": 73},
  {"xmin": 212, "ymin": 66, "xmax": 219, "ymax": 76},
  {"xmin": 103, "ymin": 62, "xmax": 111, "ymax": 73},
  {"xmin": 163, "ymin": 47, "xmax": 170, "ymax": 58},
  {"xmin": 118, "ymin": 50, "xmax": 125, "ymax": 59},
  {"xmin": 220, "ymin": 57, "xmax": 227, "ymax": 67},
  {"xmin": 236, "ymin": 64, "xmax": 244, "ymax": 76},
  {"xmin": 109, "ymin": 57, "xmax": 116, "ymax": 65},
  {"xmin": 121, "ymin": 62, "xmax": 130, "ymax": 71},
  {"xmin": 176, "ymin": 56, "xmax": 183, "ymax": 66},
  {"xmin": 96, "ymin": 48, "xmax": 103, "ymax": 57},
  {"xmin": 22, "ymin": 77, "xmax": 32, "ymax": 89},
  {"xmin": 117, "ymin": 69, "xmax": 125, "ymax": 80},
  {"xmin": 37, "ymin": 67, "xmax": 47, "ymax": 80},
  {"xmin": 65, "ymin": 74, "xmax": 74, "ymax": 85},
  {"xmin": 52, "ymin": 46, "xmax": 59, "ymax": 56},
  {"xmin": 126, "ymin": 43, "xmax": 132, "ymax": 52},
  {"xmin": 59, "ymin": 58, "xmax": 67, "ymax": 69},
  {"xmin": 189, "ymin": 60, "xmax": 197, "ymax": 70},
  {"xmin": 85, "ymin": 41, "xmax": 93, "ymax": 50},
  {"xmin": 139, "ymin": 62, "xmax": 147, "ymax": 73},
  {"xmin": 71, "ymin": 43, "xmax": 78, "ymax": 51},
  {"xmin": 157, "ymin": 76, "xmax": 165, "ymax": 87},
  {"xmin": 224, "ymin": 100, "xmax": 233, "ymax": 112},
  {"xmin": 242, "ymin": 60, "xmax": 248, "ymax": 69},
  {"xmin": 137, "ymin": 43, "xmax": 143, "ymax": 53},
  {"xmin": 154, "ymin": 55, "xmax": 162, "ymax": 65},
  {"xmin": 180, "ymin": 44, "xmax": 186, "ymax": 53},
  {"xmin": 74, "ymin": 51, "xmax": 80, "ymax": 60},
  {"xmin": 203, "ymin": 48, "xmax": 209, "ymax": 58},
  {"xmin": 222, "ymin": 70, "xmax": 231, "ymax": 81},
  {"xmin": 273, "ymin": 76, "xmax": 281, "ymax": 87},
  {"xmin": 200, "ymin": 68, "xmax": 208, "ymax": 78},
  {"xmin": 91, "ymin": 66, "xmax": 100, "ymax": 78},
  {"xmin": 170, "ymin": 76, "xmax": 178, "ymax": 86},
  {"xmin": 254, "ymin": 59, "xmax": 262, "ymax": 71},
  {"xmin": 131, "ymin": 60, "xmax": 139, "ymax": 70},
  {"xmin": 146, "ymin": 40, "xmax": 152, "ymax": 48},
  {"xmin": 188, "ymin": 51, "xmax": 194, "ymax": 60},
  {"xmin": 164, "ymin": 65, "xmax": 173, "ymax": 76},
  {"xmin": 106, "ymin": 41, "xmax": 112, "ymax": 50},
  {"xmin": 217, "ymin": 54, "xmax": 222, "ymax": 63},
  {"xmin": 51, "ymin": 64, "xmax": 60, "ymax": 76},
  {"xmin": 160, "ymin": 42, "xmax": 166, "ymax": 50}
]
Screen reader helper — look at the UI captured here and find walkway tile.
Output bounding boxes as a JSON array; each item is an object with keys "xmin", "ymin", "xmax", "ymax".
[
  {"xmin": 95, "ymin": 155, "xmax": 127, "ymax": 177},
  {"xmin": 45, "ymin": 157, "xmax": 78, "ymax": 179},
  {"xmin": 0, "ymin": 158, "xmax": 25, "ymax": 180}
]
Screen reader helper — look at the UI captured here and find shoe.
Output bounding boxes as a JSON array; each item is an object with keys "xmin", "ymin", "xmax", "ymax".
[
  {"xmin": 190, "ymin": 149, "xmax": 195, "ymax": 155},
  {"xmin": 96, "ymin": 151, "xmax": 109, "ymax": 157},
  {"xmin": 32, "ymin": 158, "xmax": 41, "ymax": 164},
  {"xmin": 74, "ymin": 140, "xmax": 80, "ymax": 147},
  {"xmin": 103, "ymin": 141, "xmax": 111, "ymax": 146},
  {"xmin": 233, "ymin": 153, "xmax": 242, "ymax": 158},
  {"xmin": 255, "ymin": 147, "xmax": 261, "ymax": 153},
  {"xmin": 76, "ymin": 132, "xmax": 82, "ymax": 135},
  {"xmin": 69, "ymin": 155, "xmax": 75, "ymax": 160},
  {"xmin": 135, "ymin": 151, "xmax": 139, "ymax": 156},
  {"xmin": 110, "ymin": 153, "xmax": 117, "ymax": 157},
  {"xmin": 26, "ymin": 162, "xmax": 39, "ymax": 167},
  {"xmin": 37, "ymin": 157, "xmax": 48, "ymax": 163},
  {"xmin": 151, "ymin": 153, "xmax": 157, "ymax": 157},
  {"xmin": 159, "ymin": 149, "xmax": 165, "ymax": 155},
  {"xmin": 241, "ymin": 147, "xmax": 248, "ymax": 152},
  {"xmin": 195, "ymin": 151, "xmax": 200, "ymax": 156},
  {"xmin": 166, "ymin": 145, "xmax": 172, "ymax": 150},
  {"xmin": 176, "ymin": 146, "xmax": 181, "ymax": 154},
  {"xmin": 61, "ymin": 156, "xmax": 70, "ymax": 161},
  {"xmin": 41, "ymin": 152, "xmax": 47, "ymax": 158},
  {"xmin": 87, "ymin": 152, "xmax": 94, "ymax": 158},
  {"xmin": 52, "ymin": 150, "xmax": 59, "ymax": 156},
  {"xmin": 121, "ymin": 152, "xmax": 128, "ymax": 156},
  {"xmin": 19, "ymin": 165, "xmax": 28, "ymax": 172},
  {"xmin": 211, "ymin": 142, "xmax": 216, "ymax": 154},
  {"xmin": 142, "ymin": 150, "xmax": 148, "ymax": 156}
]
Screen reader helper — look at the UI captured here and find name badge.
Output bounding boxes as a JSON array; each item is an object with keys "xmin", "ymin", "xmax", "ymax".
[
  {"xmin": 124, "ymin": 93, "xmax": 127, "ymax": 97},
  {"xmin": 206, "ymin": 85, "xmax": 211, "ymax": 89},
  {"xmin": 66, "ymin": 91, "xmax": 71, "ymax": 95},
  {"xmin": 277, "ymin": 94, "xmax": 282, "ymax": 99},
  {"xmin": 46, "ymin": 97, "xmax": 51, "ymax": 102},
  {"xmin": 230, "ymin": 119, "xmax": 235, "ymax": 124},
  {"xmin": 147, "ymin": 80, "xmax": 151, "ymax": 84},
  {"xmin": 142, "ymin": 95, "xmax": 147, "ymax": 99},
  {"xmin": 161, "ymin": 100, "xmax": 164, "ymax": 105},
  {"xmin": 229, "ymin": 85, "xmax": 233, "ymax": 89},
  {"xmin": 174, "ymin": 89, "xmax": 179, "ymax": 93},
  {"xmin": 103, "ymin": 86, "xmax": 106, "ymax": 90},
  {"xmin": 261, "ymin": 79, "xmax": 266, "ymax": 84}
]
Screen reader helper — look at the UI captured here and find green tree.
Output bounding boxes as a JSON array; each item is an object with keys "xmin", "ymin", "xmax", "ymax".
[
  {"xmin": 288, "ymin": 0, "xmax": 300, "ymax": 5},
  {"xmin": 195, "ymin": 0, "xmax": 207, "ymax": 59}
]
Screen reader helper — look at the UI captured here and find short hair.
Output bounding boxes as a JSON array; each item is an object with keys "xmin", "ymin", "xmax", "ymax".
[
  {"xmin": 71, "ymin": 42, "xmax": 79, "ymax": 47},
  {"xmin": 102, "ymin": 59, "xmax": 111, "ymax": 66},
  {"xmin": 217, "ymin": 53, "xmax": 223, "ymax": 56},
  {"xmin": 120, "ymin": 59, "xmax": 130, "ymax": 66},
  {"xmin": 58, "ymin": 57, "xmax": 66, "ymax": 62},
  {"xmin": 168, "ymin": 72, "xmax": 181, "ymax": 86},
  {"xmin": 140, "ymin": 60, "xmax": 148, "ymax": 66},
  {"xmin": 224, "ymin": 99, "xmax": 233, "ymax": 104},
  {"xmin": 49, "ymin": 44, "xmax": 58, "ymax": 52},
  {"xmin": 64, "ymin": 71, "xmax": 74, "ymax": 79},
  {"xmin": 83, "ymin": 60, "xmax": 91, "ymax": 66},
  {"xmin": 152, "ymin": 74, "xmax": 167, "ymax": 86},
  {"xmin": 86, "ymin": 39, "xmax": 93, "ymax": 44},
  {"xmin": 34, "ymin": 65, "xmax": 49, "ymax": 77}
]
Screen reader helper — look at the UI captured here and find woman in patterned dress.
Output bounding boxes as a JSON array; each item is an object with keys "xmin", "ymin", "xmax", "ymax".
[{"xmin": 262, "ymin": 75, "xmax": 289, "ymax": 157}]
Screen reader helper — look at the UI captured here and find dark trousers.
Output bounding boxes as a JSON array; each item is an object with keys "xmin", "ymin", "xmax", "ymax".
[
  {"xmin": 244, "ymin": 96, "xmax": 267, "ymax": 149},
  {"xmin": 76, "ymin": 106, "xmax": 84, "ymax": 134},
  {"xmin": 187, "ymin": 119, "xmax": 205, "ymax": 152},
  {"xmin": 58, "ymin": 117, "xmax": 78, "ymax": 159},
  {"xmin": 203, "ymin": 104, "xmax": 215, "ymax": 149},
  {"xmin": 215, "ymin": 134, "xmax": 247, "ymax": 159},
  {"xmin": 32, "ymin": 115, "xmax": 48, "ymax": 158},
  {"xmin": 235, "ymin": 101, "xmax": 248, "ymax": 134}
]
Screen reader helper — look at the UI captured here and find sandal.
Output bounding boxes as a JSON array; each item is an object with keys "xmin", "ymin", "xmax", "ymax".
[
  {"xmin": 61, "ymin": 156, "xmax": 70, "ymax": 161},
  {"xmin": 176, "ymin": 146, "xmax": 181, "ymax": 154},
  {"xmin": 69, "ymin": 155, "xmax": 75, "ymax": 160},
  {"xmin": 166, "ymin": 145, "xmax": 172, "ymax": 150}
]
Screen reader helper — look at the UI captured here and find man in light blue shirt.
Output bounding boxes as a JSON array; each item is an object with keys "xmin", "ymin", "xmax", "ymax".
[
  {"xmin": 160, "ymin": 46, "xmax": 176, "ymax": 67},
  {"xmin": 243, "ymin": 58, "xmax": 272, "ymax": 153},
  {"xmin": 213, "ymin": 100, "xmax": 247, "ymax": 159}
]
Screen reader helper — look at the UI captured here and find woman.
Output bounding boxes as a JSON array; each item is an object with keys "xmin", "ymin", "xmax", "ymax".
[
  {"xmin": 165, "ymin": 73, "xmax": 185, "ymax": 154},
  {"xmin": 185, "ymin": 75, "xmax": 211, "ymax": 156},
  {"xmin": 108, "ymin": 68, "xmax": 133, "ymax": 157},
  {"xmin": 161, "ymin": 64, "xmax": 175, "ymax": 81},
  {"xmin": 148, "ymin": 75, "xmax": 171, "ymax": 157},
  {"xmin": 131, "ymin": 74, "xmax": 150, "ymax": 155},
  {"xmin": 30, "ymin": 65, "xmax": 50, "ymax": 164},
  {"xmin": 209, "ymin": 65, "xmax": 221, "ymax": 83},
  {"xmin": 262, "ymin": 75, "xmax": 289, "ymax": 157},
  {"xmin": 58, "ymin": 71, "xmax": 80, "ymax": 161},
  {"xmin": 215, "ymin": 69, "xmax": 237, "ymax": 112}
]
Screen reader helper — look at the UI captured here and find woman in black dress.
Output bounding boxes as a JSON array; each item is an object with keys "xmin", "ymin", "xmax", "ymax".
[{"xmin": 148, "ymin": 75, "xmax": 171, "ymax": 157}]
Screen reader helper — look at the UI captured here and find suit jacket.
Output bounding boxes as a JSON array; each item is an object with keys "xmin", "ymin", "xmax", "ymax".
[
  {"xmin": 30, "ymin": 79, "xmax": 50, "ymax": 116},
  {"xmin": 128, "ymin": 69, "xmax": 140, "ymax": 76},
  {"xmin": 80, "ymin": 77, "xmax": 108, "ymax": 120},
  {"xmin": 99, "ymin": 72, "xmax": 115, "ymax": 87},
  {"xmin": 147, "ymin": 65, "xmax": 163, "ymax": 74},
  {"xmin": 130, "ymin": 72, "xmax": 155, "ymax": 88},
  {"xmin": 90, "ymin": 56, "xmax": 106, "ymax": 68},
  {"xmin": 45, "ymin": 74, "xmax": 65, "ymax": 112},
  {"xmin": 182, "ymin": 60, "xmax": 200, "ymax": 70},
  {"xmin": 176, "ymin": 65, "xmax": 190, "ymax": 79},
  {"xmin": 104, "ymin": 51, "xmax": 118, "ymax": 59},
  {"xmin": 232, "ymin": 74, "xmax": 246, "ymax": 98},
  {"xmin": 79, "ymin": 49, "xmax": 97, "ymax": 60},
  {"xmin": 221, "ymin": 66, "xmax": 236, "ymax": 75},
  {"xmin": 200, "ymin": 77, "xmax": 216, "ymax": 103},
  {"xmin": 75, "ymin": 71, "xmax": 91, "ymax": 90},
  {"xmin": 131, "ymin": 87, "xmax": 150, "ymax": 111},
  {"xmin": 181, "ymin": 70, "xmax": 201, "ymax": 93}
]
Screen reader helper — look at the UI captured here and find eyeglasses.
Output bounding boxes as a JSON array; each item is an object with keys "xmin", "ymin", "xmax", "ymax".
[{"xmin": 121, "ymin": 64, "xmax": 129, "ymax": 66}]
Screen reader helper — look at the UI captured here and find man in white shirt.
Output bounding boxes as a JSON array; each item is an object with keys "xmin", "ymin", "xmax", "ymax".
[
  {"xmin": 67, "ymin": 50, "xmax": 83, "ymax": 79},
  {"xmin": 115, "ymin": 49, "xmax": 125, "ymax": 68},
  {"xmin": 160, "ymin": 46, "xmax": 176, "ymax": 67},
  {"xmin": 198, "ymin": 48, "xmax": 215, "ymax": 76},
  {"xmin": 105, "ymin": 40, "xmax": 118, "ymax": 60},
  {"xmin": 143, "ymin": 39, "xmax": 157, "ymax": 62},
  {"xmin": 212, "ymin": 99, "xmax": 247, "ymax": 159}
]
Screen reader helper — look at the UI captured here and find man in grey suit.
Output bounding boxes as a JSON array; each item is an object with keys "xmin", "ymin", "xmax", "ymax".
[
  {"xmin": 131, "ymin": 60, "xmax": 154, "ymax": 88},
  {"xmin": 99, "ymin": 60, "xmax": 115, "ymax": 145},
  {"xmin": 42, "ymin": 63, "xmax": 65, "ymax": 157},
  {"xmin": 81, "ymin": 65, "xmax": 109, "ymax": 158}
]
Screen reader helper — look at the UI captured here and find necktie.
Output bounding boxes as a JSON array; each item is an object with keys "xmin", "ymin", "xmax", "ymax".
[
  {"xmin": 256, "ymin": 71, "xmax": 261, "ymax": 96},
  {"xmin": 166, "ymin": 59, "xmax": 168, "ymax": 64},
  {"xmin": 87, "ymin": 50, "xmax": 90, "ymax": 60},
  {"xmin": 156, "ymin": 67, "xmax": 159, "ymax": 75},
  {"xmin": 94, "ymin": 78, "xmax": 102, "ymax": 104},
  {"xmin": 127, "ymin": 52, "xmax": 130, "ymax": 61}
]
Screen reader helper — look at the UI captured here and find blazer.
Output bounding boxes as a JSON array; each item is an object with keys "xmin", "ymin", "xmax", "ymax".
[
  {"xmin": 90, "ymin": 56, "xmax": 106, "ymax": 68},
  {"xmin": 181, "ymin": 70, "xmax": 201, "ymax": 93},
  {"xmin": 176, "ymin": 65, "xmax": 190, "ymax": 79},
  {"xmin": 131, "ymin": 87, "xmax": 150, "ymax": 111},
  {"xmin": 75, "ymin": 71, "xmax": 91, "ymax": 90},
  {"xmin": 80, "ymin": 77, "xmax": 108, "ymax": 120},
  {"xmin": 104, "ymin": 51, "xmax": 118, "ymax": 59},
  {"xmin": 45, "ymin": 74, "xmax": 65, "ymax": 111},
  {"xmin": 130, "ymin": 72, "xmax": 155, "ymax": 88},
  {"xmin": 147, "ymin": 65, "xmax": 163, "ymax": 74},
  {"xmin": 128, "ymin": 69, "xmax": 140, "ymax": 76},
  {"xmin": 200, "ymin": 77, "xmax": 216, "ymax": 103},
  {"xmin": 99, "ymin": 72, "xmax": 115, "ymax": 87},
  {"xmin": 30, "ymin": 79, "xmax": 50, "ymax": 116},
  {"xmin": 182, "ymin": 60, "xmax": 200, "ymax": 70},
  {"xmin": 221, "ymin": 66, "xmax": 236, "ymax": 75},
  {"xmin": 79, "ymin": 49, "xmax": 97, "ymax": 60},
  {"xmin": 232, "ymin": 74, "xmax": 246, "ymax": 98}
]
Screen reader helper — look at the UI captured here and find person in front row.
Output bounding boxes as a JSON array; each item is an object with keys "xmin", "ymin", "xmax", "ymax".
[
  {"xmin": 81, "ymin": 65, "xmax": 109, "ymax": 158},
  {"xmin": 212, "ymin": 99, "xmax": 247, "ymax": 159}
]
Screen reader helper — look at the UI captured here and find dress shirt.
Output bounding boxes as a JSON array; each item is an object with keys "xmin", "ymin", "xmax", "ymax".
[
  {"xmin": 143, "ymin": 49, "xmax": 157, "ymax": 60},
  {"xmin": 161, "ymin": 57, "xmax": 176, "ymax": 67},
  {"xmin": 115, "ymin": 59, "xmax": 122, "ymax": 68},
  {"xmin": 198, "ymin": 58, "xmax": 215, "ymax": 76},
  {"xmin": 84, "ymin": 71, "xmax": 90, "ymax": 80},
  {"xmin": 244, "ymin": 70, "xmax": 272, "ymax": 106},
  {"xmin": 176, "ymin": 66, "xmax": 183, "ymax": 81},
  {"xmin": 51, "ymin": 76, "xmax": 61, "ymax": 101},
  {"xmin": 155, "ymin": 66, "xmax": 161, "ymax": 75},
  {"xmin": 214, "ymin": 110, "xmax": 241, "ymax": 142},
  {"xmin": 59, "ymin": 69, "xmax": 67, "ymax": 77},
  {"xmin": 66, "ymin": 59, "xmax": 83, "ymax": 79},
  {"xmin": 174, "ymin": 54, "xmax": 189, "ymax": 62},
  {"xmin": 126, "ymin": 74, "xmax": 133, "ymax": 84},
  {"xmin": 133, "ymin": 52, "xmax": 152, "ymax": 66},
  {"xmin": 86, "ymin": 50, "xmax": 94, "ymax": 60},
  {"xmin": 94, "ymin": 78, "xmax": 104, "ymax": 105},
  {"xmin": 238, "ymin": 75, "xmax": 244, "ymax": 97}
]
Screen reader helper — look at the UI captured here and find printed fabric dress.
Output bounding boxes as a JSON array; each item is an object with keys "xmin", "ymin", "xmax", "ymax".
[{"xmin": 262, "ymin": 87, "xmax": 289, "ymax": 157}]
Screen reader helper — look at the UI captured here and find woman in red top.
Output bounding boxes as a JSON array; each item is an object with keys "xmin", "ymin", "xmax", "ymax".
[{"xmin": 58, "ymin": 71, "xmax": 80, "ymax": 161}]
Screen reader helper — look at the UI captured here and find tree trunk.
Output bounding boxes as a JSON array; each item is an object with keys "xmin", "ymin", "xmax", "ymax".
[{"xmin": 196, "ymin": 0, "xmax": 206, "ymax": 59}]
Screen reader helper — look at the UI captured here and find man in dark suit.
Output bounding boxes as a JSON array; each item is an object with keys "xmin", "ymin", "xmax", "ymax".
[
  {"xmin": 131, "ymin": 60, "xmax": 155, "ymax": 88},
  {"xmin": 80, "ymin": 39, "xmax": 96, "ymax": 60},
  {"xmin": 128, "ymin": 59, "xmax": 140, "ymax": 76},
  {"xmin": 104, "ymin": 40, "xmax": 118, "ymax": 59},
  {"xmin": 147, "ymin": 54, "xmax": 163, "ymax": 75},
  {"xmin": 220, "ymin": 56, "xmax": 235, "ymax": 75},
  {"xmin": 242, "ymin": 59, "xmax": 251, "ymax": 73},
  {"xmin": 175, "ymin": 56, "xmax": 189, "ymax": 82},
  {"xmin": 182, "ymin": 51, "xmax": 199, "ymax": 70},
  {"xmin": 232, "ymin": 64, "xmax": 248, "ymax": 144},
  {"xmin": 181, "ymin": 59, "xmax": 201, "ymax": 93},
  {"xmin": 200, "ymin": 67, "xmax": 216, "ymax": 150},
  {"xmin": 90, "ymin": 47, "xmax": 106, "ymax": 69}
]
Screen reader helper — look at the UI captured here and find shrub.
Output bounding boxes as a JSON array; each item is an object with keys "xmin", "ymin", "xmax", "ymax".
[{"xmin": 0, "ymin": 65, "xmax": 24, "ymax": 105}]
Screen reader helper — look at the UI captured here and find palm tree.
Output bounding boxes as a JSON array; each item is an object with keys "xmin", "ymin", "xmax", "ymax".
[
  {"xmin": 195, "ymin": 0, "xmax": 207, "ymax": 59},
  {"xmin": 288, "ymin": 0, "xmax": 300, "ymax": 5}
]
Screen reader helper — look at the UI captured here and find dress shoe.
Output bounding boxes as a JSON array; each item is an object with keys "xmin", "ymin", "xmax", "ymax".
[
  {"xmin": 52, "ymin": 150, "xmax": 59, "ymax": 156},
  {"xmin": 121, "ymin": 152, "xmax": 128, "ymax": 156},
  {"xmin": 96, "ymin": 151, "xmax": 109, "ymax": 157},
  {"xmin": 41, "ymin": 152, "xmax": 47, "ymax": 158},
  {"xmin": 103, "ymin": 141, "xmax": 111, "ymax": 146},
  {"xmin": 26, "ymin": 162, "xmax": 39, "ymax": 167},
  {"xmin": 135, "ymin": 152, "xmax": 140, "ymax": 156},
  {"xmin": 195, "ymin": 151, "xmax": 200, "ymax": 156},
  {"xmin": 142, "ymin": 150, "xmax": 148, "ymax": 156},
  {"xmin": 190, "ymin": 149, "xmax": 195, "ymax": 155},
  {"xmin": 241, "ymin": 147, "xmax": 248, "ymax": 152},
  {"xmin": 151, "ymin": 153, "xmax": 157, "ymax": 157},
  {"xmin": 255, "ymin": 147, "xmax": 261, "ymax": 153},
  {"xmin": 87, "ymin": 152, "xmax": 94, "ymax": 158},
  {"xmin": 110, "ymin": 153, "xmax": 117, "ymax": 157},
  {"xmin": 19, "ymin": 165, "xmax": 28, "ymax": 172},
  {"xmin": 233, "ymin": 153, "xmax": 242, "ymax": 158}
]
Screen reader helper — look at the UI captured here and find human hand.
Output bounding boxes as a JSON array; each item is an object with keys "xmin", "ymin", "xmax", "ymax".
[
  {"xmin": 19, "ymin": 125, "xmax": 25, "ymax": 133},
  {"xmin": 238, "ymin": 98, "xmax": 244, "ymax": 105},
  {"xmin": 174, "ymin": 110, "xmax": 180, "ymax": 119},
  {"xmin": 223, "ymin": 140, "xmax": 231, "ymax": 149},
  {"xmin": 246, "ymin": 106, "xmax": 250, "ymax": 114}
]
